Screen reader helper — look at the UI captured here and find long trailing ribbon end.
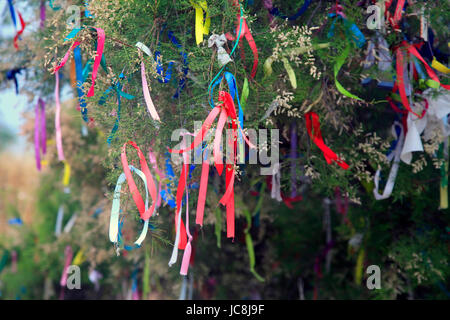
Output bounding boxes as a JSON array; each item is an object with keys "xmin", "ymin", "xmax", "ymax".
[
  {"xmin": 55, "ymin": 71, "xmax": 65, "ymax": 161},
  {"xmin": 141, "ymin": 61, "xmax": 161, "ymax": 121},
  {"xmin": 13, "ymin": 11, "xmax": 26, "ymax": 50},
  {"xmin": 195, "ymin": 153, "xmax": 209, "ymax": 226},
  {"xmin": 87, "ymin": 28, "xmax": 105, "ymax": 97},
  {"xmin": 35, "ymin": 99, "xmax": 46, "ymax": 171},
  {"xmin": 305, "ymin": 111, "xmax": 349, "ymax": 170},
  {"xmin": 180, "ymin": 187, "xmax": 193, "ymax": 275},
  {"xmin": 60, "ymin": 246, "xmax": 73, "ymax": 287}
]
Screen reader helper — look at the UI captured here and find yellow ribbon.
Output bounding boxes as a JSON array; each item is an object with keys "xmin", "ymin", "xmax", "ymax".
[
  {"xmin": 354, "ymin": 248, "xmax": 365, "ymax": 285},
  {"xmin": 191, "ymin": 1, "xmax": 210, "ymax": 45},
  {"xmin": 431, "ymin": 57, "xmax": 450, "ymax": 74},
  {"xmin": 72, "ymin": 249, "xmax": 86, "ymax": 266},
  {"xmin": 63, "ymin": 160, "xmax": 71, "ymax": 187}
]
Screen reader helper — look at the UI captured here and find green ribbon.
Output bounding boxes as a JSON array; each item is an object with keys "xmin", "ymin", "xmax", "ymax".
[
  {"xmin": 243, "ymin": 183, "xmax": 265, "ymax": 282},
  {"xmin": 241, "ymin": 78, "xmax": 249, "ymax": 111},
  {"xmin": 334, "ymin": 42, "xmax": 363, "ymax": 101},
  {"xmin": 142, "ymin": 247, "xmax": 150, "ymax": 299}
]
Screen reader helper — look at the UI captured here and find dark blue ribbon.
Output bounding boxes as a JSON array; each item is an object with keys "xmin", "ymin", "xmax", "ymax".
[{"xmin": 270, "ymin": 0, "xmax": 312, "ymax": 21}]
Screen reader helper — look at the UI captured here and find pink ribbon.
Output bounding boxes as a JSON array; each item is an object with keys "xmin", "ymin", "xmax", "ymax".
[
  {"xmin": 87, "ymin": 28, "xmax": 105, "ymax": 97},
  {"xmin": 35, "ymin": 98, "xmax": 47, "ymax": 170},
  {"xmin": 55, "ymin": 71, "xmax": 65, "ymax": 161},
  {"xmin": 141, "ymin": 61, "xmax": 161, "ymax": 121},
  {"xmin": 53, "ymin": 41, "xmax": 81, "ymax": 73},
  {"xmin": 60, "ymin": 246, "xmax": 73, "ymax": 287}
]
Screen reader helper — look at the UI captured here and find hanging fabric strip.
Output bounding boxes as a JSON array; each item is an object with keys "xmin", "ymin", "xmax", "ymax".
[
  {"xmin": 53, "ymin": 41, "xmax": 82, "ymax": 73},
  {"xmin": 40, "ymin": 0, "xmax": 46, "ymax": 29},
  {"xmin": 136, "ymin": 43, "xmax": 161, "ymax": 121},
  {"xmin": 438, "ymin": 139, "xmax": 449, "ymax": 209},
  {"xmin": 60, "ymin": 246, "xmax": 73, "ymax": 287},
  {"xmin": 373, "ymin": 121, "xmax": 404, "ymax": 200},
  {"xmin": 290, "ymin": 122, "xmax": 297, "ymax": 197},
  {"xmin": 305, "ymin": 111, "xmax": 349, "ymax": 170},
  {"xmin": 55, "ymin": 71, "xmax": 65, "ymax": 161},
  {"xmin": 180, "ymin": 184, "xmax": 193, "ymax": 275},
  {"xmin": 191, "ymin": 1, "xmax": 210, "ymax": 45},
  {"xmin": 73, "ymin": 46, "xmax": 89, "ymax": 122},
  {"xmin": 109, "ymin": 165, "xmax": 150, "ymax": 249},
  {"xmin": 7, "ymin": 0, "xmax": 16, "ymax": 29},
  {"xmin": 55, "ymin": 205, "xmax": 64, "ymax": 237},
  {"xmin": 13, "ymin": 10, "xmax": 26, "ymax": 50},
  {"xmin": 266, "ymin": 0, "xmax": 312, "ymax": 21},
  {"xmin": 49, "ymin": 0, "xmax": 61, "ymax": 10},
  {"xmin": 35, "ymin": 98, "xmax": 47, "ymax": 171},
  {"xmin": 121, "ymin": 141, "xmax": 158, "ymax": 221},
  {"xmin": 333, "ymin": 42, "xmax": 363, "ymax": 101},
  {"xmin": 86, "ymin": 28, "xmax": 105, "ymax": 97},
  {"xmin": 63, "ymin": 160, "xmax": 71, "ymax": 188},
  {"xmin": 225, "ymin": 6, "xmax": 258, "ymax": 79},
  {"xmin": 6, "ymin": 68, "xmax": 22, "ymax": 95}
]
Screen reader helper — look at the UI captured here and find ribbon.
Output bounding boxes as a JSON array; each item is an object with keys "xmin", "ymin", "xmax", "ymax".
[
  {"xmin": 191, "ymin": 1, "xmax": 210, "ymax": 45},
  {"xmin": 63, "ymin": 213, "xmax": 77, "ymax": 233},
  {"xmin": 373, "ymin": 121, "xmax": 404, "ymax": 200},
  {"xmin": 40, "ymin": 0, "xmax": 46, "ymax": 29},
  {"xmin": 243, "ymin": 183, "xmax": 265, "ymax": 282},
  {"xmin": 55, "ymin": 205, "xmax": 64, "ymax": 237},
  {"xmin": 54, "ymin": 71, "xmax": 65, "ymax": 161},
  {"xmin": 60, "ymin": 246, "xmax": 73, "ymax": 287},
  {"xmin": 305, "ymin": 111, "xmax": 349, "ymax": 170},
  {"xmin": 109, "ymin": 165, "xmax": 151, "ymax": 251},
  {"xmin": 209, "ymin": 71, "xmax": 245, "ymax": 161},
  {"xmin": 265, "ymin": 0, "xmax": 312, "ymax": 21},
  {"xmin": 170, "ymin": 91, "xmax": 255, "ymax": 239},
  {"xmin": 290, "ymin": 122, "xmax": 297, "ymax": 197},
  {"xmin": 62, "ymin": 160, "xmax": 71, "ymax": 191},
  {"xmin": 225, "ymin": 3, "xmax": 258, "ymax": 79},
  {"xmin": 53, "ymin": 28, "xmax": 105, "ymax": 98},
  {"xmin": 121, "ymin": 141, "xmax": 158, "ymax": 221},
  {"xmin": 154, "ymin": 29, "xmax": 189, "ymax": 98},
  {"xmin": 35, "ymin": 98, "xmax": 47, "ymax": 171},
  {"xmin": 136, "ymin": 42, "xmax": 161, "ymax": 121},
  {"xmin": 49, "ymin": 0, "xmax": 61, "ymax": 10},
  {"xmin": 438, "ymin": 140, "xmax": 449, "ymax": 210},
  {"xmin": 385, "ymin": 0, "xmax": 406, "ymax": 31},
  {"xmin": 395, "ymin": 41, "xmax": 450, "ymax": 119},
  {"xmin": 73, "ymin": 46, "xmax": 89, "ymax": 122},
  {"xmin": 180, "ymin": 179, "xmax": 193, "ymax": 276},
  {"xmin": 7, "ymin": 0, "xmax": 16, "ymax": 29},
  {"xmin": 271, "ymin": 163, "xmax": 282, "ymax": 202},
  {"xmin": 6, "ymin": 68, "xmax": 22, "ymax": 94},
  {"xmin": 72, "ymin": 249, "xmax": 85, "ymax": 266},
  {"xmin": 333, "ymin": 42, "xmax": 363, "ymax": 101},
  {"xmin": 13, "ymin": 10, "xmax": 26, "ymax": 50},
  {"xmin": 86, "ymin": 28, "xmax": 105, "ymax": 97},
  {"xmin": 432, "ymin": 58, "xmax": 450, "ymax": 75}
]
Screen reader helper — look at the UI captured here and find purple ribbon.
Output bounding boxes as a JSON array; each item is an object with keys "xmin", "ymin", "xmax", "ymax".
[
  {"xmin": 34, "ymin": 98, "xmax": 47, "ymax": 171},
  {"xmin": 40, "ymin": 0, "xmax": 46, "ymax": 29},
  {"xmin": 290, "ymin": 122, "xmax": 297, "ymax": 198}
]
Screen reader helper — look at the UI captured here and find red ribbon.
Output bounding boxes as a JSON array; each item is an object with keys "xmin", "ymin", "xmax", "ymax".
[
  {"xmin": 169, "ymin": 91, "xmax": 254, "ymax": 239},
  {"xmin": 394, "ymin": 41, "xmax": 449, "ymax": 118},
  {"xmin": 265, "ymin": 175, "xmax": 303, "ymax": 209},
  {"xmin": 121, "ymin": 141, "xmax": 158, "ymax": 221},
  {"xmin": 305, "ymin": 111, "xmax": 349, "ymax": 170},
  {"xmin": 225, "ymin": 1, "xmax": 258, "ymax": 79},
  {"xmin": 52, "ymin": 28, "xmax": 105, "ymax": 97},
  {"xmin": 13, "ymin": 11, "xmax": 26, "ymax": 50}
]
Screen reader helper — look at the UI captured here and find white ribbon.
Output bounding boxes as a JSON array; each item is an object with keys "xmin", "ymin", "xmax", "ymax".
[{"xmin": 374, "ymin": 121, "xmax": 405, "ymax": 200}]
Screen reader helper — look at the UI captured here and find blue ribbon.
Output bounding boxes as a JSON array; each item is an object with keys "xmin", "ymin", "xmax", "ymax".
[
  {"xmin": 209, "ymin": 71, "xmax": 245, "ymax": 150},
  {"xmin": 328, "ymin": 13, "xmax": 366, "ymax": 49},
  {"xmin": 155, "ymin": 27, "xmax": 189, "ymax": 99},
  {"xmin": 8, "ymin": 218, "xmax": 23, "ymax": 226},
  {"xmin": 74, "ymin": 46, "xmax": 89, "ymax": 122},
  {"xmin": 7, "ymin": 0, "xmax": 16, "ymax": 29},
  {"xmin": 270, "ymin": 0, "xmax": 312, "ymax": 21}
]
